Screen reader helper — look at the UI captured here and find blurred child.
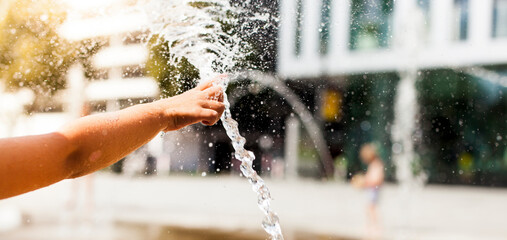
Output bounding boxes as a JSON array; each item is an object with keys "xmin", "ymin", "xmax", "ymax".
[{"xmin": 351, "ymin": 143, "xmax": 384, "ymax": 240}]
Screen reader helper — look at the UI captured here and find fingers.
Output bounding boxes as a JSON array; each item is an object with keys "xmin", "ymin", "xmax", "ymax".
[
  {"xmin": 200, "ymin": 99, "xmax": 224, "ymax": 111},
  {"xmin": 199, "ymin": 100, "xmax": 224, "ymax": 126},
  {"xmin": 196, "ymin": 74, "xmax": 228, "ymax": 91},
  {"xmin": 200, "ymin": 109, "xmax": 221, "ymax": 126},
  {"xmin": 196, "ymin": 80, "xmax": 214, "ymax": 91},
  {"xmin": 203, "ymin": 86, "xmax": 224, "ymax": 101}
]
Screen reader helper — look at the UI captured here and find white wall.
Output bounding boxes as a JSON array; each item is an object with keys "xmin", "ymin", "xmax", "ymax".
[{"xmin": 278, "ymin": 0, "xmax": 507, "ymax": 78}]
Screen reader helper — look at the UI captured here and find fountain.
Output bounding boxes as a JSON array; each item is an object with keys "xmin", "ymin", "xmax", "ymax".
[
  {"xmin": 140, "ymin": 0, "xmax": 248, "ymax": 80},
  {"xmin": 229, "ymin": 71, "xmax": 334, "ymax": 178},
  {"xmin": 59, "ymin": 0, "xmax": 286, "ymax": 238},
  {"xmin": 211, "ymin": 70, "xmax": 335, "ymax": 239},
  {"xmin": 138, "ymin": 1, "xmax": 285, "ymax": 239},
  {"xmin": 214, "ymin": 75, "xmax": 283, "ymax": 239},
  {"xmin": 391, "ymin": 1, "xmax": 428, "ymax": 237}
]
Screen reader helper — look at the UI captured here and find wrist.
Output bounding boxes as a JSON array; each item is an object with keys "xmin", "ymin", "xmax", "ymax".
[
  {"xmin": 144, "ymin": 101, "xmax": 168, "ymax": 131},
  {"xmin": 148, "ymin": 99, "xmax": 178, "ymax": 132}
]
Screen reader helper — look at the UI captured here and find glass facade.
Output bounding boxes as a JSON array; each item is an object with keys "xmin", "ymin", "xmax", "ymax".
[
  {"xmin": 453, "ymin": 0, "xmax": 469, "ymax": 41},
  {"xmin": 493, "ymin": 0, "xmax": 507, "ymax": 38},
  {"xmin": 417, "ymin": 69, "xmax": 507, "ymax": 185},
  {"xmin": 294, "ymin": 0, "xmax": 304, "ymax": 56},
  {"xmin": 319, "ymin": 0, "xmax": 332, "ymax": 55},
  {"xmin": 417, "ymin": 0, "xmax": 431, "ymax": 44},
  {"xmin": 349, "ymin": 0, "xmax": 394, "ymax": 51},
  {"xmin": 280, "ymin": 0, "xmax": 507, "ymax": 184}
]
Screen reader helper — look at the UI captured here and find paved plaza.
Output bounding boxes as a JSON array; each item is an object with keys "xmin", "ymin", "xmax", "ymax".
[{"xmin": 2, "ymin": 174, "xmax": 507, "ymax": 240}]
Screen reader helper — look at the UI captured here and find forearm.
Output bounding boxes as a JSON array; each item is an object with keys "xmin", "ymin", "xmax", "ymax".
[
  {"xmin": 0, "ymin": 102, "xmax": 164, "ymax": 199},
  {"xmin": 0, "ymin": 133, "xmax": 76, "ymax": 199},
  {"xmin": 0, "ymin": 79, "xmax": 224, "ymax": 199},
  {"xmin": 59, "ymin": 102, "xmax": 165, "ymax": 178}
]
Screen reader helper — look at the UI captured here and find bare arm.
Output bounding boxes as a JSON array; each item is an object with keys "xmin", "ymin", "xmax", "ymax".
[{"xmin": 0, "ymin": 80, "xmax": 224, "ymax": 199}]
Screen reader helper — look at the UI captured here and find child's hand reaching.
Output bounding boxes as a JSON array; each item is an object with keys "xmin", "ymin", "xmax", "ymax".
[
  {"xmin": 0, "ymin": 75, "xmax": 227, "ymax": 199},
  {"xmin": 156, "ymin": 76, "xmax": 226, "ymax": 132}
]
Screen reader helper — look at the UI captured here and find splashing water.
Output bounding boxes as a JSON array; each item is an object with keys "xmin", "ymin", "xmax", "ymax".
[
  {"xmin": 215, "ymin": 75, "xmax": 284, "ymax": 240},
  {"xmin": 140, "ymin": 0, "xmax": 243, "ymax": 79},
  {"xmin": 139, "ymin": 1, "xmax": 284, "ymax": 239}
]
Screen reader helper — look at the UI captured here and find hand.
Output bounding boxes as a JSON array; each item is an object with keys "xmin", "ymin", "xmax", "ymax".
[
  {"xmin": 156, "ymin": 76, "xmax": 226, "ymax": 132},
  {"xmin": 351, "ymin": 174, "xmax": 365, "ymax": 188}
]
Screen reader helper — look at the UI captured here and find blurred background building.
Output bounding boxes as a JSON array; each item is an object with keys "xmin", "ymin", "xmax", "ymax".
[
  {"xmin": 270, "ymin": 0, "xmax": 507, "ymax": 185},
  {"xmin": 1, "ymin": 0, "xmax": 507, "ymax": 239},
  {"xmin": 203, "ymin": 0, "xmax": 507, "ymax": 185},
  {"xmin": 0, "ymin": 0, "xmax": 505, "ymax": 185}
]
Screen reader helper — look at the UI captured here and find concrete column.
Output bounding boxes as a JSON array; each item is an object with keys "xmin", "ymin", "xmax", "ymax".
[
  {"xmin": 429, "ymin": 0, "xmax": 453, "ymax": 47},
  {"xmin": 329, "ymin": 0, "xmax": 351, "ymax": 57},
  {"xmin": 469, "ymin": 0, "xmax": 494, "ymax": 44},
  {"xmin": 277, "ymin": 0, "xmax": 298, "ymax": 75},
  {"xmin": 67, "ymin": 65, "xmax": 86, "ymax": 118},
  {"xmin": 327, "ymin": 0, "xmax": 351, "ymax": 74},
  {"xmin": 105, "ymin": 35, "xmax": 123, "ymax": 112},
  {"xmin": 284, "ymin": 116, "xmax": 300, "ymax": 179},
  {"xmin": 301, "ymin": 0, "xmax": 322, "ymax": 62},
  {"xmin": 108, "ymin": 34, "xmax": 124, "ymax": 80}
]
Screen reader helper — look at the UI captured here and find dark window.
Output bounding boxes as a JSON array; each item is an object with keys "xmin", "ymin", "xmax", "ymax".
[
  {"xmin": 320, "ymin": 0, "xmax": 332, "ymax": 55},
  {"xmin": 454, "ymin": 0, "xmax": 469, "ymax": 41},
  {"xmin": 349, "ymin": 0, "xmax": 394, "ymax": 51},
  {"xmin": 295, "ymin": 0, "xmax": 304, "ymax": 56},
  {"xmin": 87, "ymin": 68, "xmax": 109, "ymax": 80},
  {"xmin": 122, "ymin": 65, "xmax": 146, "ymax": 78},
  {"xmin": 417, "ymin": 0, "xmax": 431, "ymax": 44},
  {"xmin": 493, "ymin": 0, "xmax": 507, "ymax": 38}
]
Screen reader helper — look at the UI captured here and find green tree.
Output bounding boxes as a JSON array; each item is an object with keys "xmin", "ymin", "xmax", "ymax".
[
  {"xmin": 146, "ymin": 35, "xmax": 200, "ymax": 98},
  {"xmin": 146, "ymin": 1, "xmax": 276, "ymax": 97},
  {"xmin": 0, "ymin": 0, "xmax": 95, "ymax": 96}
]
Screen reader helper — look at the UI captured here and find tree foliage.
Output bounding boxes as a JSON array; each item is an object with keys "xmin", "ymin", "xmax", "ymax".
[
  {"xmin": 0, "ymin": 0, "xmax": 95, "ymax": 95},
  {"xmin": 146, "ymin": 35, "xmax": 200, "ymax": 98},
  {"xmin": 146, "ymin": 1, "xmax": 278, "ymax": 97}
]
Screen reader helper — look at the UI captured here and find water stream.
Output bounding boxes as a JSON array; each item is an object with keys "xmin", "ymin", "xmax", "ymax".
[
  {"xmin": 140, "ymin": 1, "xmax": 284, "ymax": 239},
  {"xmin": 216, "ymin": 75, "xmax": 284, "ymax": 240},
  {"xmin": 62, "ymin": 1, "xmax": 284, "ymax": 238},
  {"xmin": 391, "ymin": 3, "xmax": 427, "ymax": 237}
]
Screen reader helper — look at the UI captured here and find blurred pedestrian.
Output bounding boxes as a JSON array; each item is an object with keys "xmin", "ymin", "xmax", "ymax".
[{"xmin": 351, "ymin": 143, "xmax": 384, "ymax": 240}]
